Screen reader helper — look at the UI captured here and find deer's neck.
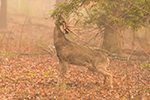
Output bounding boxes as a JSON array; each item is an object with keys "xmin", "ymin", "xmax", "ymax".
[{"xmin": 54, "ymin": 25, "xmax": 68, "ymax": 45}]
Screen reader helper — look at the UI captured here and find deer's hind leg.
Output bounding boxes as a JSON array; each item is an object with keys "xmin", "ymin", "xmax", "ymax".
[
  {"xmin": 97, "ymin": 68, "xmax": 113, "ymax": 88},
  {"xmin": 57, "ymin": 59, "xmax": 68, "ymax": 87}
]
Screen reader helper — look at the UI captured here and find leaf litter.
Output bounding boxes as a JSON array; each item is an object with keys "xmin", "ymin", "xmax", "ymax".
[{"xmin": 0, "ymin": 54, "xmax": 149, "ymax": 100}]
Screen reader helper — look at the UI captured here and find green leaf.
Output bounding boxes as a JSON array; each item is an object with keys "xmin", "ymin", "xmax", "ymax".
[
  {"xmin": 27, "ymin": 73, "xmax": 36, "ymax": 76},
  {"xmin": 141, "ymin": 64, "xmax": 150, "ymax": 71}
]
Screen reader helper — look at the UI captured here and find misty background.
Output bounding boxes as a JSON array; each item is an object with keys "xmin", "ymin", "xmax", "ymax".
[
  {"xmin": 0, "ymin": 0, "xmax": 65, "ymax": 53},
  {"xmin": 0, "ymin": 0, "xmax": 150, "ymax": 54}
]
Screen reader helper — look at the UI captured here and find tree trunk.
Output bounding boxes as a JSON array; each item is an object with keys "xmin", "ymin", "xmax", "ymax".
[
  {"xmin": 0, "ymin": 0, "xmax": 7, "ymax": 29},
  {"xmin": 102, "ymin": 26, "xmax": 122, "ymax": 54},
  {"xmin": 17, "ymin": 0, "xmax": 21, "ymax": 11}
]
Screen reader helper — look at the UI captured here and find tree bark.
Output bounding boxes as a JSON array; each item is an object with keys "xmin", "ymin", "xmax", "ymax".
[
  {"xmin": 102, "ymin": 26, "xmax": 122, "ymax": 54},
  {"xmin": 0, "ymin": 0, "xmax": 7, "ymax": 29}
]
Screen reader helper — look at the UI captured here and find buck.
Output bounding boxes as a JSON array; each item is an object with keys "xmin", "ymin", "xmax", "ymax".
[{"xmin": 54, "ymin": 15, "xmax": 113, "ymax": 88}]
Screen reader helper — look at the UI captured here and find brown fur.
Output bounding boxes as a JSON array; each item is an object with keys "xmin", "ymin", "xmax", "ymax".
[{"xmin": 54, "ymin": 17, "xmax": 113, "ymax": 88}]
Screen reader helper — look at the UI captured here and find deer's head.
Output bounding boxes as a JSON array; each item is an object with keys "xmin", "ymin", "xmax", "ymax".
[{"xmin": 55, "ymin": 14, "xmax": 80, "ymax": 38}]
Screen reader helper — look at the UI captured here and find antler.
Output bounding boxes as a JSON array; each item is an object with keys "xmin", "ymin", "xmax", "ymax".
[{"xmin": 62, "ymin": 18, "xmax": 80, "ymax": 38}]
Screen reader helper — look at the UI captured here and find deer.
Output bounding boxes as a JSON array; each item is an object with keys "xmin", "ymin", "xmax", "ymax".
[{"xmin": 53, "ymin": 15, "xmax": 113, "ymax": 88}]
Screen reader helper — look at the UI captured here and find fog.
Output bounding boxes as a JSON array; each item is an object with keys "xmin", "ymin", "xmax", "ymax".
[
  {"xmin": 0, "ymin": 0, "xmax": 58, "ymax": 53},
  {"xmin": 8, "ymin": 0, "xmax": 55, "ymax": 17}
]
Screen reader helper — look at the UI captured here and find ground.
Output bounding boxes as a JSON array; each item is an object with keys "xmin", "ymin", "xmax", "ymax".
[{"xmin": 0, "ymin": 14, "xmax": 149, "ymax": 100}]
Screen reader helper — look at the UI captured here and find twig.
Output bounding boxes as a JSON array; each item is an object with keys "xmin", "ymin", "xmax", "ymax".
[
  {"xmin": 127, "ymin": 46, "xmax": 137, "ymax": 61},
  {"xmin": 127, "ymin": 0, "xmax": 150, "ymax": 15},
  {"xmin": 6, "ymin": 23, "xmax": 16, "ymax": 51},
  {"xmin": 0, "ymin": 31, "xmax": 13, "ymax": 34},
  {"xmin": 38, "ymin": 45, "xmax": 53, "ymax": 56},
  {"xmin": 84, "ymin": 29, "xmax": 103, "ymax": 45},
  {"xmin": 19, "ymin": 14, "xmax": 30, "ymax": 51}
]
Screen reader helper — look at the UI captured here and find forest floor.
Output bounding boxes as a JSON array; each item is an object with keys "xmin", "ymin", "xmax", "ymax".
[{"xmin": 0, "ymin": 14, "xmax": 150, "ymax": 100}]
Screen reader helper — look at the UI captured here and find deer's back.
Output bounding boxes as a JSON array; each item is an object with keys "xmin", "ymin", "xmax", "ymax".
[{"xmin": 56, "ymin": 40, "xmax": 108, "ymax": 66}]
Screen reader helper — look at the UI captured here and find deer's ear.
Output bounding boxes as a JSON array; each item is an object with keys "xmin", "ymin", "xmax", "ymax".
[
  {"xmin": 61, "ymin": 21, "xmax": 69, "ymax": 34},
  {"xmin": 59, "ymin": 25, "xmax": 66, "ymax": 34}
]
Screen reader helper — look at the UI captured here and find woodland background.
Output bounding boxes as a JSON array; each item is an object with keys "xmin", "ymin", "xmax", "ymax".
[{"xmin": 0, "ymin": 0, "xmax": 150, "ymax": 99}]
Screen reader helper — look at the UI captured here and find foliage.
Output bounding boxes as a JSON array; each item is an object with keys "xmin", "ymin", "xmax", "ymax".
[
  {"xmin": 51, "ymin": 0, "xmax": 150, "ymax": 30},
  {"xmin": 51, "ymin": 0, "xmax": 86, "ymax": 18},
  {"xmin": 141, "ymin": 63, "xmax": 150, "ymax": 71}
]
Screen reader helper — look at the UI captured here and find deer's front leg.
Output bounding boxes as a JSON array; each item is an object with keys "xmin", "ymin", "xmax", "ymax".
[
  {"xmin": 97, "ymin": 68, "xmax": 113, "ymax": 88},
  {"xmin": 57, "ymin": 59, "xmax": 68, "ymax": 87}
]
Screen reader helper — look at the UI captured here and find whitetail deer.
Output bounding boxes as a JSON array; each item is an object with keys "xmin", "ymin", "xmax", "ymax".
[{"xmin": 54, "ymin": 15, "xmax": 113, "ymax": 88}]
